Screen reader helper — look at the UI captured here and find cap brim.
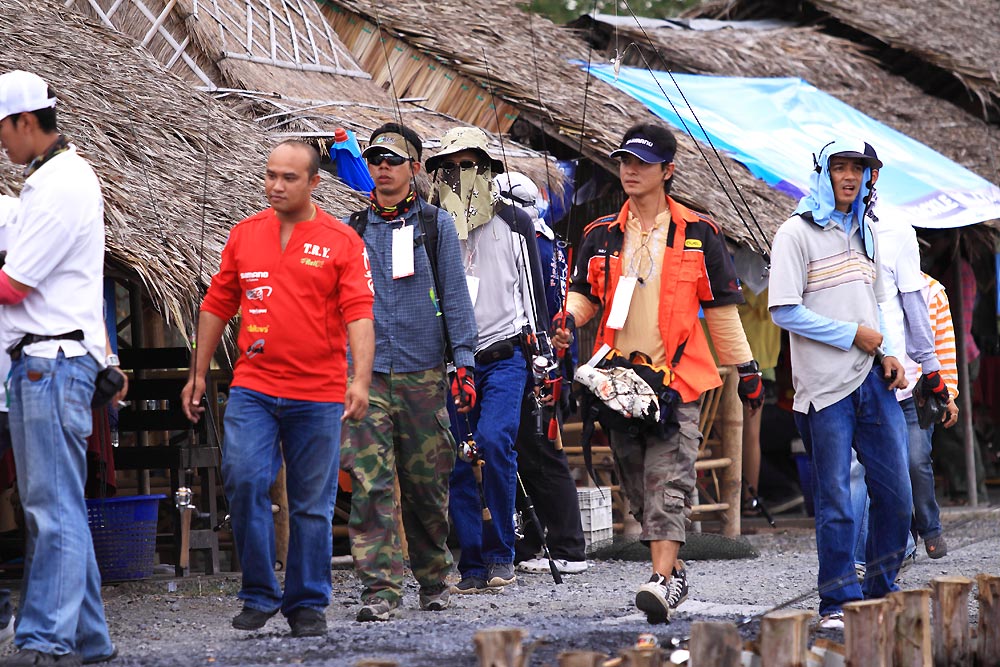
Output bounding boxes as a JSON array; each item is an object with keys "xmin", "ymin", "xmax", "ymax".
[
  {"xmin": 609, "ymin": 147, "xmax": 668, "ymax": 163},
  {"xmin": 831, "ymin": 150, "xmax": 883, "ymax": 170},
  {"xmin": 361, "ymin": 144, "xmax": 410, "ymax": 160}
]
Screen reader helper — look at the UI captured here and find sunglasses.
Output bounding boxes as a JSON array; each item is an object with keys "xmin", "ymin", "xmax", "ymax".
[
  {"xmin": 440, "ymin": 160, "xmax": 481, "ymax": 171},
  {"xmin": 366, "ymin": 153, "xmax": 410, "ymax": 167}
]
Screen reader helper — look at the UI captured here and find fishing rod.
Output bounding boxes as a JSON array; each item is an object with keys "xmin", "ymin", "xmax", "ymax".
[{"xmin": 608, "ymin": 0, "xmax": 772, "ymax": 261}]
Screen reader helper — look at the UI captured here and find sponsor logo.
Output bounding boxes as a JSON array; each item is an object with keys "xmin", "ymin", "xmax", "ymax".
[
  {"xmin": 625, "ymin": 137, "xmax": 654, "ymax": 148},
  {"xmin": 246, "ymin": 324, "xmax": 270, "ymax": 333},
  {"xmin": 246, "ymin": 338, "xmax": 265, "ymax": 359},
  {"xmin": 363, "ymin": 247, "xmax": 374, "ymax": 295},
  {"xmin": 248, "ymin": 308, "xmax": 267, "ymax": 315},
  {"xmin": 240, "ymin": 271, "xmax": 269, "ymax": 281},
  {"xmin": 684, "ymin": 239, "xmax": 703, "ymax": 249},
  {"xmin": 246, "ymin": 286, "xmax": 273, "ymax": 301},
  {"xmin": 303, "ymin": 243, "xmax": 330, "ymax": 258},
  {"xmin": 301, "ymin": 258, "xmax": 325, "ymax": 268}
]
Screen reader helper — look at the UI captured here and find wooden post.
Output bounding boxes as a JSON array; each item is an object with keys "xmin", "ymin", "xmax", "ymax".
[
  {"xmin": 888, "ymin": 589, "xmax": 931, "ymax": 667},
  {"xmin": 759, "ymin": 609, "xmax": 812, "ymax": 667},
  {"xmin": 689, "ymin": 621, "xmax": 742, "ymax": 667},
  {"xmin": 355, "ymin": 662, "xmax": 400, "ymax": 667},
  {"xmin": 931, "ymin": 576, "xmax": 973, "ymax": 666},
  {"xmin": 717, "ymin": 368, "xmax": 742, "ymax": 537},
  {"xmin": 177, "ymin": 505, "xmax": 192, "ymax": 574},
  {"xmin": 557, "ymin": 650, "xmax": 607, "ymax": 667},
  {"xmin": 844, "ymin": 599, "xmax": 893, "ymax": 666},
  {"xmin": 976, "ymin": 574, "xmax": 1000, "ymax": 666},
  {"xmin": 473, "ymin": 628, "xmax": 527, "ymax": 667},
  {"xmin": 950, "ymin": 254, "xmax": 977, "ymax": 506},
  {"xmin": 270, "ymin": 463, "xmax": 289, "ymax": 571},
  {"xmin": 614, "ymin": 647, "xmax": 663, "ymax": 667}
]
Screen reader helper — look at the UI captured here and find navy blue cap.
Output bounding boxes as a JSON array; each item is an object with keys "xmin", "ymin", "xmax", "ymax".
[{"xmin": 610, "ymin": 133, "xmax": 674, "ymax": 163}]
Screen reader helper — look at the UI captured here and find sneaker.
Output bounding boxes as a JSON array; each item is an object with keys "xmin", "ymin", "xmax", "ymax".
[
  {"xmin": 0, "ymin": 615, "xmax": 14, "ymax": 647},
  {"xmin": 1, "ymin": 650, "xmax": 82, "ymax": 666},
  {"xmin": 451, "ymin": 576, "xmax": 488, "ymax": 594},
  {"xmin": 288, "ymin": 607, "xmax": 327, "ymax": 637},
  {"xmin": 419, "ymin": 584, "xmax": 451, "ymax": 611},
  {"xmin": 517, "ymin": 558, "xmax": 589, "ymax": 574},
  {"xmin": 896, "ymin": 551, "xmax": 917, "ymax": 582},
  {"xmin": 819, "ymin": 611, "xmax": 845, "ymax": 630},
  {"xmin": 356, "ymin": 597, "xmax": 399, "ymax": 622},
  {"xmin": 232, "ymin": 606, "xmax": 279, "ymax": 630},
  {"xmin": 634, "ymin": 573, "xmax": 671, "ymax": 625},
  {"xmin": 924, "ymin": 534, "xmax": 948, "ymax": 559},
  {"xmin": 667, "ymin": 566, "xmax": 688, "ymax": 609},
  {"xmin": 486, "ymin": 563, "xmax": 516, "ymax": 587}
]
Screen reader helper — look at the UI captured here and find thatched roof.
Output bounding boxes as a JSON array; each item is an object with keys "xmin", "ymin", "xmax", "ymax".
[
  {"xmin": 317, "ymin": 0, "xmax": 787, "ymax": 249},
  {"xmin": 689, "ymin": 0, "xmax": 1000, "ymax": 121},
  {"xmin": 1, "ymin": 0, "xmax": 359, "ymax": 338},
  {"xmin": 577, "ymin": 16, "xmax": 1000, "ymax": 188},
  {"xmin": 68, "ymin": 0, "xmax": 560, "ymax": 190}
]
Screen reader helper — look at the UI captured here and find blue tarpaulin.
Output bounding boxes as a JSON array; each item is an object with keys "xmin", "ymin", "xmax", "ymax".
[
  {"xmin": 581, "ymin": 63, "xmax": 1000, "ymax": 229},
  {"xmin": 330, "ymin": 128, "xmax": 375, "ymax": 193}
]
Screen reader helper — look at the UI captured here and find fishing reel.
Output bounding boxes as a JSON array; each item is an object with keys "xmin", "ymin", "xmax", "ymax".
[{"xmin": 458, "ymin": 435, "xmax": 483, "ymax": 465}]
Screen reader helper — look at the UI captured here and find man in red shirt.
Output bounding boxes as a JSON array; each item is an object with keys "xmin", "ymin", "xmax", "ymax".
[{"xmin": 182, "ymin": 140, "xmax": 374, "ymax": 637}]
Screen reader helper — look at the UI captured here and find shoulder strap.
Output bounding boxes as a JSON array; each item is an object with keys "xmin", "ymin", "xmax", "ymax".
[{"xmin": 348, "ymin": 209, "xmax": 368, "ymax": 238}]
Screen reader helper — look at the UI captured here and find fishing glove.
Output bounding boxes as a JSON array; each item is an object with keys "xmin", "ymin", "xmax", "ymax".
[
  {"xmin": 737, "ymin": 360, "xmax": 764, "ymax": 411},
  {"xmin": 451, "ymin": 367, "xmax": 477, "ymax": 411},
  {"xmin": 918, "ymin": 370, "xmax": 949, "ymax": 404},
  {"xmin": 551, "ymin": 311, "xmax": 576, "ymax": 343}
]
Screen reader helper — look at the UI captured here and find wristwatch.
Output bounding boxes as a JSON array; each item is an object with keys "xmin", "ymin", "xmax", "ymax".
[{"xmin": 105, "ymin": 354, "xmax": 120, "ymax": 367}]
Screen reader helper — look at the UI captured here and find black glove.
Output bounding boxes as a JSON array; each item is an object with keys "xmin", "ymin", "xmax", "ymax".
[
  {"xmin": 918, "ymin": 370, "xmax": 949, "ymax": 404},
  {"xmin": 450, "ymin": 367, "xmax": 477, "ymax": 411},
  {"xmin": 737, "ymin": 360, "xmax": 764, "ymax": 411},
  {"xmin": 551, "ymin": 311, "xmax": 576, "ymax": 337}
]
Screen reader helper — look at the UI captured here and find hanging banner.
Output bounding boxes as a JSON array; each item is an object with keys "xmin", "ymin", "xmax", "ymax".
[{"xmin": 582, "ymin": 63, "xmax": 1000, "ymax": 229}]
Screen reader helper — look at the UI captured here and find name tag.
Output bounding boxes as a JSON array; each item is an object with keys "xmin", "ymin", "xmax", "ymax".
[
  {"xmin": 392, "ymin": 225, "xmax": 415, "ymax": 279},
  {"xmin": 466, "ymin": 275, "xmax": 481, "ymax": 306},
  {"xmin": 605, "ymin": 276, "xmax": 637, "ymax": 330}
]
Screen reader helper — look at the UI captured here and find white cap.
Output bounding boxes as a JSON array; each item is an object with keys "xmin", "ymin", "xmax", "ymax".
[{"xmin": 0, "ymin": 71, "xmax": 56, "ymax": 122}]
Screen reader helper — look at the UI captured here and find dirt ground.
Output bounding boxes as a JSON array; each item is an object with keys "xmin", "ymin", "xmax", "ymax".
[{"xmin": 3, "ymin": 508, "xmax": 999, "ymax": 666}]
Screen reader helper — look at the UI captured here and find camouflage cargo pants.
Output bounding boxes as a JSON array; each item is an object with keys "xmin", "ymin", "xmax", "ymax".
[{"xmin": 341, "ymin": 368, "xmax": 456, "ymax": 603}]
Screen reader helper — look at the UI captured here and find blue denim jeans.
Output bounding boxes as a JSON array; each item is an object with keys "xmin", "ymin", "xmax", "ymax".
[
  {"xmin": 222, "ymin": 387, "xmax": 343, "ymax": 616},
  {"xmin": 794, "ymin": 367, "xmax": 912, "ymax": 616},
  {"xmin": 900, "ymin": 398, "xmax": 942, "ymax": 539},
  {"xmin": 850, "ymin": 450, "xmax": 915, "ymax": 567},
  {"xmin": 448, "ymin": 348, "xmax": 529, "ymax": 579},
  {"xmin": 8, "ymin": 353, "xmax": 113, "ymax": 660},
  {"xmin": 0, "ymin": 412, "xmax": 11, "ymax": 629}
]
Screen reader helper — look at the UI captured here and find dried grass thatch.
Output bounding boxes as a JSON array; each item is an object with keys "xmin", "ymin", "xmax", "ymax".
[
  {"xmin": 68, "ymin": 0, "xmax": 561, "ymax": 194},
  {"xmin": 689, "ymin": 0, "xmax": 1000, "ymax": 120},
  {"xmin": 581, "ymin": 17, "xmax": 1000, "ymax": 188},
  {"xmin": 1, "ymin": 0, "xmax": 359, "ymax": 340},
  {"xmin": 316, "ymin": 0, "xmax": 788, "ymax": 248}
]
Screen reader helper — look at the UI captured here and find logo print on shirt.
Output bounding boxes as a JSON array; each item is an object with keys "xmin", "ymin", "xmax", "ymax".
[
  {"xmin": 362, "ymin": 247, "xmax": 374, "ymax": 295},
  {"xmin": 303, "ymin": 243, "xmax": 331, "ymax": 258},
  {"xmin": 246, "ymin": 339, "xmax": 265, "ymax": 359},
  {"xmin": 246, "ymin": 286, "xmax": 273, "ymax": 301}
]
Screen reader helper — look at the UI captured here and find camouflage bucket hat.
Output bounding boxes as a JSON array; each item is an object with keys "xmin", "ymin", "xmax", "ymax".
[{"xmin": 425, "ymin": 126, "xmax": 505, "ymax": 174}]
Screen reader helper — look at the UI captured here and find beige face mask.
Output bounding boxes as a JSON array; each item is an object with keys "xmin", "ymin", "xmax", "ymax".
[{"xmin": 434, "ymin": 166, "xmax": 494, "ymax": 240}]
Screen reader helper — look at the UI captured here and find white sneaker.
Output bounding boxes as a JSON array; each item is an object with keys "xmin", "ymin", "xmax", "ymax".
[
  {"xmin": 0, "ymin": 615, "xmax": 13, "ymax": 646},
  {"xmin": 516, "ymin": 558, "xmax": 589, "ymax": 574},
  {"xmin": 819, "ymin": 611, "xmax": 845, "ymax": 630}
]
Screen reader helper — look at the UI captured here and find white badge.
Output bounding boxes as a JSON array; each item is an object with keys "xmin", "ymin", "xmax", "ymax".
[
  {"xmin": 466, "ymin": 275, "xmax": 481, "ymax": 306},
  {"xmin": 392, "ymin": 225, "xmax": 415, "ymax": 279},
  {"xmin": 605, "ymin": 276, "xmax": 638, "ymax": 330}
]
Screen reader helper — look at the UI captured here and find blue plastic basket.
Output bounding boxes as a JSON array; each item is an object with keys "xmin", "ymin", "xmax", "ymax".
[{"xmin": 86, "ymin": 494, "xmax": 164, "ymax": 582}]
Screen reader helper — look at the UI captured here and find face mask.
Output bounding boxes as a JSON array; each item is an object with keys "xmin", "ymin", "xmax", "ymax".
[{"xmin": 434, "ymin": 166, "xmax": 494, "ymax": 240}]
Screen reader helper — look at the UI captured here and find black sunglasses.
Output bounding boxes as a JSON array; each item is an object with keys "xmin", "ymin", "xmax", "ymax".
[
  {"xmin": 367, "ymin": 153, "xmax": 410, "ymax": 167},
  {"xmin": 440, "ymin": 160, "xmax": 481, "ymax": 170}
]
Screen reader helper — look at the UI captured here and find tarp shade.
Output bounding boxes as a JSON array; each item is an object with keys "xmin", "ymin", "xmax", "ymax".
[{"xmin": 582, "ymin": 63, "xmax": 1000, "ymax": 229}]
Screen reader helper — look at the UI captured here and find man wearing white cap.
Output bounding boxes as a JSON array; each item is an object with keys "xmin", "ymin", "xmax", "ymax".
[{"xmin": 0, "ymin": 70, "xmax": 121, "ymax": 665}]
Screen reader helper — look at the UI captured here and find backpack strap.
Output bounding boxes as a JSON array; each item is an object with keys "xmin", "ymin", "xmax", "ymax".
[{"xmin": 348, "ymin": 209, "xmax": 368, "ymax": 238}]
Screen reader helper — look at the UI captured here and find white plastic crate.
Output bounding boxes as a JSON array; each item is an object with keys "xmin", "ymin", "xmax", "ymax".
[
  {"xmin": 584, "ymin": 526, "xmax": 613, "ymax": 553},
  {"xmin": 577, "ymin": 486, "xmax": 612, "ymax": 510},
  {"xmin": 580, "ymin": 506, "xmax": 612, "ymax": 531}
]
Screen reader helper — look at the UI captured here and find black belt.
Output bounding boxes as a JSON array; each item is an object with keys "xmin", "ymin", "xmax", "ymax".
[
  {"xmin": 7, "ymin": 330, "xmax": 84, "ymax": 361},
  {"xmin": 475, "ymin": 335, "xmax": 521, "ymax": 367}
]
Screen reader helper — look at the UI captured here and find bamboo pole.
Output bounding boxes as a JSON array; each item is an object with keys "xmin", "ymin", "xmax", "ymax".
[
  {"xmin": 759, "ymin": 609, "xmax": 812, "ymax": 667},
  {"xmin": 931, "ymin": 576, "xmax": 973, "ymax": 666},
  {"xmin": 950, "ymin": 254, "xmax": 977, "ymax": 506},
  {"xmin": 557, "ymin": 650, "xmax": 607, "ymax": 667},
  {"xmin": 688, "ymin": 621, "xmax": 742, "ymax": 667},
  {"xmin": 718, "ymin": 368, "xmax": 742, "ymax": 537},
  {"xmin": 473, "ymin": 628, "xmax": 527, "ymax": 667},
  {"xmin": 976, "ymin": 574, "xmax": 1000, "ymax": 666},
  {"xmin": 843, "ymin": 599, "xmax": 893, "ymax": 667},
  {"xmin": 888, "ymin": 589, "xmax": 931, "ymax": 667}
]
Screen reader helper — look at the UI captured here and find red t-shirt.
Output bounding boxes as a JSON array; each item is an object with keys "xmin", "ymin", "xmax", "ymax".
[{"xmin": 201, "ymin": 207, "xmax": 374, "ymax": 402}]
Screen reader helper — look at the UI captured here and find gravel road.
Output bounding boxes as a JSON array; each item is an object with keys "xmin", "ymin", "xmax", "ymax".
[{"xmin": 4, "ymin": 508, "xmax": 998, "ymax": 666}]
